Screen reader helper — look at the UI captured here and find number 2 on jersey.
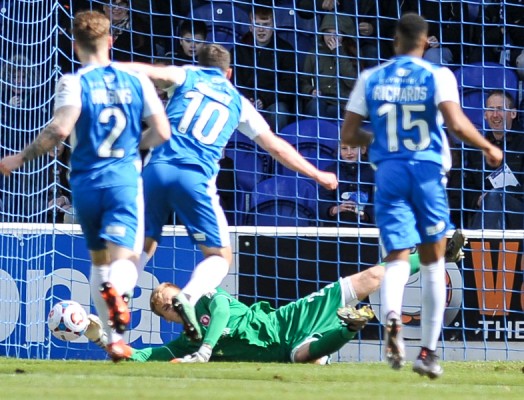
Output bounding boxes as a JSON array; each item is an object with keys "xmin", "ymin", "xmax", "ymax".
[
  {"xmin": 377, "ymin": 103, "xmax": 430, "ymax": 152},
  {"xmin": 97, "ymin": 106, "xmax": 126, "ymax": 158}
]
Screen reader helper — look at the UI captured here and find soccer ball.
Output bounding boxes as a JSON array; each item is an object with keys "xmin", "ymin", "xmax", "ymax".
[{"xmin": 48, "ymin": 300, "xmax": 89, "ymax": 341}]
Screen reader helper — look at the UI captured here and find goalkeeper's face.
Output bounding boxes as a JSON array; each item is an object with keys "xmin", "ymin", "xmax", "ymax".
[{"xmin": 153, "ymin": 286, "xmax": 183, "ymax": 324}]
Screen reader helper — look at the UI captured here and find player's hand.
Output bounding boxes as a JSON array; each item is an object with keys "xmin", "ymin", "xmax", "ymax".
[
  {"xmin": 0, "ymin": 154, "xmax": 24, "ymax": 176},
  {"xmin": 483, "ymin": 146, "xmax": 503, "ymax": 168},
  {"xmin": 171, "ymin": 344, "xmax": 212, "ymax": 363},
  {"xmin": 316, "ymin": 171, "xmax": 338, "ymax": 190}
]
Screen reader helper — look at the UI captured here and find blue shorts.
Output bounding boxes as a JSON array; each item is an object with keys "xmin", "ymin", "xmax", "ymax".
[
  {"xmin": 143, "ymin": 162, "xmax": 230, "ymax": 248},
  {"xmin": 374, "ymin": 160, "xmax": 452, "ymax": 254},
  {"xmin": 72, "ymin": 183, "xmax": 144, "ymax": 253}
]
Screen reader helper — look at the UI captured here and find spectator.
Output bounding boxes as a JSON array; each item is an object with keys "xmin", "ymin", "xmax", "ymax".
[
  {"xmin": 318, "ymin": 143, "xmax": 375, "ymax": 226},
  {"xmin": 172, "ymin": 20, "xmax": 208, "ymax": 66},
  {"xmin": 296, "ymin": 0, "xmax": 379, "ymax": 68},
  {"xmin": 0, "ymin": 55, "xmax": 50, "ymax": 222},
  {"xmin": 464, "ymin": 90, "xmax": 524, "ymax": 229},
  {"xmin": 299, "ymin": 14, "xmax": 357, "ymax": 120},
  {"xmin": 403, "ymin": 1, "xmax": 463, "ymax": 65},
  {"xmin": 468, "ymin": 0, "xmax": 524, "ymax": 67},
  {"xmin": 102, "ymin": 0, "xmax": 153, "ymax": 62},
  {"xmin": 297, "ymin": 0, "xmax": 401, "ymax": 63},
  {"xmin": 230, "ymin": 6, "xmax": 297, "ymax": 133}
]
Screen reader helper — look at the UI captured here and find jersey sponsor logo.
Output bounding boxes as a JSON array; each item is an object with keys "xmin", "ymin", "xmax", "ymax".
[
  {"xmin": 200, "ymin": 314, "xmax": 210, "ymax": 327},
  {"xmin": 192, "ymin": 232, "xmax": 207, "ymax": 241},
  {"xmin": 425, "ymin": 220, "xmax": 446, "ymax": 236},
  {"xmin": 396, "ymin": 68, "xmax": 411, "ymax": 77},
  {"xmin": 105, "ymin": 225, "xmax": 127, "ymax": 237}
]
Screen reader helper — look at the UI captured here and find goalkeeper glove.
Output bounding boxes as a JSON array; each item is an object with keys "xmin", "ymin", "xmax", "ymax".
[{"xmin": 172, "ymin": 344, "xmax": 212, "ymax": 363}]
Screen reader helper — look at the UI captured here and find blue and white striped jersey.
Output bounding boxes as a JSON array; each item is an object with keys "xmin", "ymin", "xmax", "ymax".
[
  {"xmin": 148, "ymin": 66, "xmax": 268, "ymax": 178},
  {"xmin": 346, "ymin": 56, "xmax": 459, "ymax": 171},
  {"xmin": 54, "ymin": 63, "xmax": 164, "ymax": 188}
]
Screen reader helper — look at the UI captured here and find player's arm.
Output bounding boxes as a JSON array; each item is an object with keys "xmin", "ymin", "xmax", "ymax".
[
  {"xmin": 202, "ymin": 294, "xmax": 231, "ymax": 349},
  {"xmin": 124, "ymin": 63, "xmax": 186, "ymax": 90},
  {"xmin": 238, "ymin": 99, "xmax": 337, "ymax": 190},
  {"xmin": 435, "ymin": 68, "xmax": 502, "ymax": 168},
  {"xmin": 137, "ymin": 74, "xmax": 171, "ymax": 149},
  {"xmin": 0, "ymin": 105, "xmax": 79, "ymax": 176},
  {"xmin": 172, "ymin": 293, "xmax": 231, "ymax": 363},
  {"xmin": 255, "ymin": 131, "xmax": 338, "ymax": 190},
  {"xmin": 130, "ymin": 337, "xmax": 200, "ymax": 362},
  {"xmin": 340, "ymin": 111, "xmax": 373, "ymax": 147}
]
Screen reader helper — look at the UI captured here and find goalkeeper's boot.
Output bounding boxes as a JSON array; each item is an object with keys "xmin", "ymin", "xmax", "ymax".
[
  {"xmin": 384, "ymin": 312, "xmax": 405, "ymax": 370},
  {"xmin": 84, "ymin": 314, "xmax": 108, "ymax": 349},
  {"xmin": 337, "ymin": 305, "xmax": 375, "ymax": 332},
  {"xmin": 413, "ymin": 347, "xmax": 443, "ymax": 379},
  {"xmin": 106, "ymin": 339, "xmax": 133, "ymax": 363},
  {"xmin": 99, "ymin": 282, "xmax": 130, "ymax": 334},
  {"xmin": 445, "ymin": 229, "xmax": 467, "ymax": 263},
  {"xmin": 172, "ymin": 293, "xmax": 202, "ymax": 342}
]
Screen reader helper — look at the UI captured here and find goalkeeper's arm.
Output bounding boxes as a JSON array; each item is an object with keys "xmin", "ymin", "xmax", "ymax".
[{"xmin": 172, "ymin": 293, "xmax": 232, "ymax": 363}]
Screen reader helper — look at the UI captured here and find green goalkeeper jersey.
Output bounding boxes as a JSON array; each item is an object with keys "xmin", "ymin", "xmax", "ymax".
[{"xmin": 131, "ymin": 281, "xmax": 347, "ymax": 363}]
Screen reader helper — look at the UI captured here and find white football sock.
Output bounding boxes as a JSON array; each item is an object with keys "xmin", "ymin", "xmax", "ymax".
[
  {"xmin": 137, "ymin": 251, "xmax": 150, "ymax": 277},
  {"xmin": 341, "ymin": 276, "xmax": 359, "ymax": 306},
  {"xmin": 420, "ymin": 258, "xmax": 446, "ymax": 351},
  {"xmin": 182, "ymin": 255, "xmax": 229, "ymax": 306},
  {"xmin": 89, "ymin": 265, "xmax": 111, "ymax": 337},
  {"xmin": 380, "ymin": 259, "xmax": 411, "ymax": 320},
  {"xmin": 108, "ymin": 259, "xmax": 138, "ymax": 296}
]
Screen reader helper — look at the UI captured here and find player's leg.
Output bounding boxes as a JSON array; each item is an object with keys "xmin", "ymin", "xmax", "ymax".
[
  {"xmin": 140, "ymin": 163, "xmax": 172, "ymax": 276},
  {"xmin": 94, "ymin": 185, "xmax": 144, "ymax": 360},
  {"xmin": 412, "ymin": 239, "xmax": 446, "ymax": 379},
  {"xmin": 374, "ymin": 161, "xmax": 418, "ymax": 370},
  {"xmin": 291, "ymin": 306, "xmax": 374, "ymax": 363},
  {"xmin": 411, "ymin": 163, "xmax": 451, "ymax": 379},
  {"xmin": 171, "ymin": 166, "xmax": 231, "ymax": 341},
  {"xmin": 72, "ymin": 187, "xmax": 125, "ymax": 358},
  {"xmin": 341, "ymin": 254, "xmax": 422, "ymax": 307}
]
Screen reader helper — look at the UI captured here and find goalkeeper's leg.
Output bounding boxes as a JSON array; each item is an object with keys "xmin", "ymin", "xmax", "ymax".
[{"xmin": 341, "ymin": 253, "xmax": 421, "ymax": 306}]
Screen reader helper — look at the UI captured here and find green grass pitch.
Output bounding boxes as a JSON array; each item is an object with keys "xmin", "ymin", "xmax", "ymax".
[{"xmin": 0, "ymin": 358, "xmax": 523, "ymax": 400}]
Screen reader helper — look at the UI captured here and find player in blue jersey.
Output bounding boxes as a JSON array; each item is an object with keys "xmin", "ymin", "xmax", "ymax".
[
  {"xmin": 0, "ymin": 11, "xmax": 171, "ymax": 362},
  {"xmin": 341, "ymin": 13, "xmax": 502, "ymax": 379},
  {"xmin": 126, "ymin": 43, "xmax": 338, "ymax": 346}
]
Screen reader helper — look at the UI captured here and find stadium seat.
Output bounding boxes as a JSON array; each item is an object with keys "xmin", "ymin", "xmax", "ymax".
[
  {"xmin": 272, "ymin": 0, "xmax": 316, "ymax": 67},
  {"xmin": 280, "ymin": 118, "xmax": 340, "ymax": 141},
  {"xmin": 273, "ymin": 0, "xmax": 317, "ymax": 33},
  {"xmin": 224, "ymin": 131, "xmax": 273, "ymax": 192},
  {"xmin": 280, "ymin": 136, "xmax": 338, "ymax": 177},
  {"xmin": 190, "ymin": 2, "xmax": 250, "ymax": 50},
  {"xmin": 277, "ymin": 119, "xmax": 339, "ymax": 175},
  {"xmin": 245, "ymin": 175, "xmax": 318, "ymax": 226},
  {"xmin": 453, "ymin": 62, "xmax": 519, "ymax": 129}
]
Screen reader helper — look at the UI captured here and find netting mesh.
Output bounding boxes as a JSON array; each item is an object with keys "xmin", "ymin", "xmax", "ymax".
[{"xmin": 0, "ymin": 0, "xmax": 523, "ymax": 361}]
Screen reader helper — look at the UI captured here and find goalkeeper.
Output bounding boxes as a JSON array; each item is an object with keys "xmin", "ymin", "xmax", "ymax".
[
  {"xmin": 86, "ymin": 251, "xmax": 450, "ymax": 363},
  {"xmin": 87, "ymin": 232, "xmax": 465, "ymax": 363}
]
